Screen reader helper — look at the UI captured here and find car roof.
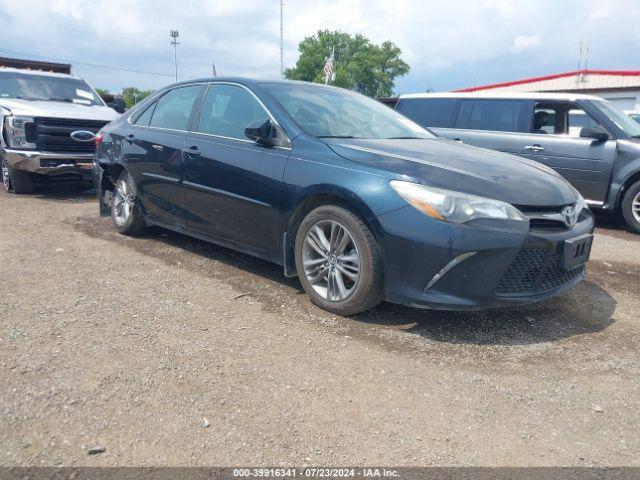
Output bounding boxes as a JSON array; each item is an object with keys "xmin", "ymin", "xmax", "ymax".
[
  {"xmin": 166, "ymin": 77, "xmax": 349, "ymax": 91},
  {"xmin": 0, "ymin": 66, "xmax": 82, "ymax": 80},
  {"xmin": 398, "ymin": 91, "xmax": 605, "ymax": 102}
]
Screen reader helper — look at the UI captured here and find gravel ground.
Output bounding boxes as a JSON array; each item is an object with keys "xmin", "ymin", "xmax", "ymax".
[{"xmin": 0, "ymin": 182, "xmax": 639, "ymax": 467}]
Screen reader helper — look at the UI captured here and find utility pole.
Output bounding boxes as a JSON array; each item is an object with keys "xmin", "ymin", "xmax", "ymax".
[
  {"xmin": 170, "ymin": 29, "xmax": 180, "ymax": 82},
  {"xmin": 212, "ymin": 56, "xmax": 217, "ymax": 77},
  {"xmin": 280, "ymin": 0, "xmax": 284, "ymax": 79}
]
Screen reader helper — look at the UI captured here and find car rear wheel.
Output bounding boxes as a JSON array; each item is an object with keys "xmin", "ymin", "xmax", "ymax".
[
  {"xmin": 621, "ymin": 180, "xmax": 640, "ymax": 234},
  {"xmin": 295, "ymin": 205, "xmax": 383, "ymax": 315},
  {"xmin": 1, "ymin": 158, "xmax": 34, "ymax": 194},
  {"xmin": 111, "ymin": 170, "xmax": 146, "ymax": 235}
]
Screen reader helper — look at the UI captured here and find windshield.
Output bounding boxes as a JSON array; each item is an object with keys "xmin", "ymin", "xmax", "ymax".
[
  {"xmin": 593, "ymin": 100, "xmax": 640, "ymax": 138},
  {"xmin": 0, "ymin": 71, "xmax": 103, "ymax": 106},
  {"xmin": 263, "ymin": 82, "xmax": 434, "ymax": 139}
]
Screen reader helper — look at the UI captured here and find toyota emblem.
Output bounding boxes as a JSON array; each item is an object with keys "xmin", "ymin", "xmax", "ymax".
[{"xmin": 562, "ymin": 205, "xmax": 577, "ymax": 227}]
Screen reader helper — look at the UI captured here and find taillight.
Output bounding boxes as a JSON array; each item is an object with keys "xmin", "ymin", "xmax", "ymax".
[{"xmin": 95, "ymin": 131, "xmax": 104, "ymax": 148}]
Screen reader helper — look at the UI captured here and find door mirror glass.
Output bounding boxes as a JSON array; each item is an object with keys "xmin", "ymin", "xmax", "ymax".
[
  {"xmin": 245, "ymin": 119, "xmax": 289, "ymax": 148},
  {"xmin": 579, "ymin": 125, "xmax": 609, "ymax": 141}
]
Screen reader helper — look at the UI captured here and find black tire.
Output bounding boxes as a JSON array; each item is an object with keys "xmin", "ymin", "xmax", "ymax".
[
  {"xmin": 294, "ymin": 205, "xmax": 383, "ymax": 315},
  {"xmin": 1, "ymin": 157, "xmax": 34, "ymax": 194},
  {"xmin": 111, "ymin": 170, "xmax": 146, "ymax": 235},
  {"xmin": 621, "ymin": 180, "xmax": 640, "ymax": 234}
]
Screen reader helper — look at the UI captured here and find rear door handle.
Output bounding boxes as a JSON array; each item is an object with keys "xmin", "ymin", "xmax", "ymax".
[
  {"xmin": 183, "ymin": 146, "xmax": 201, "ymax": 157},
  {"xmin": 524, "ymin": 144, "xmax": 545, "ymax": 152}
]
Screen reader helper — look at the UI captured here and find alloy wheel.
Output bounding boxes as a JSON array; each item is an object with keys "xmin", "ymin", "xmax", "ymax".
[
  {"xmin": 302, "ymin": 220, "xmax": 361, "ymax": 301},
  {"xmin": 113, "ymin": 176, "xmax": 135, "ymax": 226},
  {"xmin": 1, "ymin": 159, "xmax": 11, "ymax": 192},
  {"xmin": 633, "ymin": 191, "xmax": 640, "ymax": 224}
]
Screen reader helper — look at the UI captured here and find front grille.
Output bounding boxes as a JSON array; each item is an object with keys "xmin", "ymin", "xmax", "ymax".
[
  {"xmin": 496, "ymin": 248, "xmax": 585, "ymax": 296},
  {"xmin": 29, "ymin": 117, "xmax": 108, "ymax": 154}
]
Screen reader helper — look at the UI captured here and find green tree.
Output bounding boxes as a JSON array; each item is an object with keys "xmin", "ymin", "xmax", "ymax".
[
  {"xmin": 121, "ymin": 87, "xmax": 153, "ymax": 109},
  {"xmin": 284, "ymin": 30, "xmax": 409, "ymax": 97}
]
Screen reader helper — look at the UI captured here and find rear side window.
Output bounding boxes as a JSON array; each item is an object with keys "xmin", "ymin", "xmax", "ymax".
[
  {"xmin": 397, "ymin": 98, "xmax": 456, "ymax": 128},
  {"xmin": 468, "ymin": 100, "xmax": 525, "ymax": 132},
  {"xmin": 149, "ymin": 85, "xmax": 201, "ymax": 131},
  {"xmin": 133, "ymin": 101, "xmax": 156, "ymax": 126}
]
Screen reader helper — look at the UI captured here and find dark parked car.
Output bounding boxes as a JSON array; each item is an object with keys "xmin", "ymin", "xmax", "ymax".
[
  {"xmin": 94, "ymin": 79, "xmax": 593, "ymax": 315},
  {"xmin": 395, "ymin": 92, "xmax": 640, "ymax": 233}
]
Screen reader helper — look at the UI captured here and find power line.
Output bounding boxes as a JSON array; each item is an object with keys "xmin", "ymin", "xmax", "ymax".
[{"xmin": 0, "ymin": 49, "xmax": 175, "ymax": 77}]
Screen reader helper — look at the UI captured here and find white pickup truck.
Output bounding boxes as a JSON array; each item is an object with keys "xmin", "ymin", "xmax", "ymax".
[{"xmin": 0, "ymin": 67, "xmax": 119, "ymax": 193}]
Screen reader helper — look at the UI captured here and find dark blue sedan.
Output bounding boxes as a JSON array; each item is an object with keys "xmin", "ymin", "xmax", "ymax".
[{"xmin": 94, "ymin": 78, "xmax": 594, "ymax": 315}]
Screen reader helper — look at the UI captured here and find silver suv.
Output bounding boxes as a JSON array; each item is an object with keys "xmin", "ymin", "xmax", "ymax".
[
  {"xmin": 0, "ymin": 67, "xmax": 119, "ymax": 193},
  {"xmin": 396, "ymin": 92, "xmax": 640, "ymax": 233}
]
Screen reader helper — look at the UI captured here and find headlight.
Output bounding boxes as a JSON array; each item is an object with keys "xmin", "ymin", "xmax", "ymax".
[
  {"xmin": 3, "ymin": 115, "xmax": 36, "ymax": 149},
  {"xmin": 390, "ymin": 180, "xmax": 527, "ymax": 223}
]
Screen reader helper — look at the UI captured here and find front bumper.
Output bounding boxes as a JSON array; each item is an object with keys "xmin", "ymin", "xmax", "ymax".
[
  {"xmin": 4, "ymin": 149, "xmax": 94, "ymax": 177},
  {"xmin": 375, "ymin": 206, "xmax": 595, "ymax": 310}
]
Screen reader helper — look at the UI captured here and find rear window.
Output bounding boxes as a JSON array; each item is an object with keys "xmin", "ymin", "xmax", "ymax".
[
  {"xmin": 396, "ymin": 98, "xmax": 456, "ymax": 128},
  {"xmin": 467, "ymin": 100, "xmax": 525, "ymax": 132}
]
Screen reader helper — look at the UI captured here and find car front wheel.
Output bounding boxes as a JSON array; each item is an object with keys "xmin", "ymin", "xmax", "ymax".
[
  {"xmin": 1, "ymin": 158, "xmax": 34, "ymax": 194},
  {"xmin": 622, "ymin": 180, "xmax": 640, "ymax": 234},
  {"xmin": 295, "ymin": 205, "xmax": 383, "ymax": 315}
]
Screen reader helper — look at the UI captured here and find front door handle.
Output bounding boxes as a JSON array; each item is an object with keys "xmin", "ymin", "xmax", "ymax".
[
  {"xmin": 524, "ymin": 144, "xmax": 545, "ymax": 152},
  {"xmin": 183, "ymin": 146, "xmax": 201, "ymax": 157}
]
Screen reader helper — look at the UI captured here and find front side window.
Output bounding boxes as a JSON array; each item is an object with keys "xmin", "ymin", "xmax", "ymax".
[
  {"xmin": 468, "ymin": 100, "xmax": 525, "ymax": 132},
  {"xmin": 567, "ymin": 109, "xmax": 600, "ymax": 137},
  {"xmin": 263, "ymin": 82, "xmax": 434, "ymax": 139},
  {"xmin": 532, "ymin": 106, "xmax": 558, "ymax": 134},
  {"xmin": 197, "ymin": 84, "xmax": 270, "ymax": 139},
  {"xmin": 530, "ymin": 102, "xmax": 605, "ymax": 137},
  {"xmin": 0, "ymin": 71, "xmax": 103, "ymax": 106},
  {"xmin": 396, "ymin": 98, "xmax": 456, "ymax": 128},
  {"xmin": 149, "ymin": 85, "xmax": 201, "ymax": 131}
]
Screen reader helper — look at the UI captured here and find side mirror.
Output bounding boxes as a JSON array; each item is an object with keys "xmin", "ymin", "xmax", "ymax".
[
  {"xmin": 245, "ymin": 119, "xmax": 289, "ymax": 148},
  {"xmin": 579, "ymin": 125, "xmax": 608, "ymax": 142}
]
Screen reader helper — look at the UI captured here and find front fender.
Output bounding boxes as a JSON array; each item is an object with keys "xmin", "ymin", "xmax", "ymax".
[{"xmin": 607, "ymin": 142, "xmax": 640, "ymax": 208}]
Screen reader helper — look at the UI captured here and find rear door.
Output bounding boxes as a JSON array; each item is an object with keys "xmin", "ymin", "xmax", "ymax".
[
  {"xmin": 516, "ymin": 101, "xmax": 616, "ymax": 202},
  {"xmin": 182, "ymin": 83, "xmax": 289, "ymax": 254},
  {"xmin": 438, "ymin": 99, "xmax": 529, "ymax": 155},
  {"xmin": 123, "ymin": 84, "xmax": 203, "ymax": 226}
]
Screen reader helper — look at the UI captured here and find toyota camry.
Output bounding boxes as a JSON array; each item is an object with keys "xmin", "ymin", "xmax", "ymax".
[{"xmin": 94, "ymin": 79, "xmax": 594, "ymax": 315}]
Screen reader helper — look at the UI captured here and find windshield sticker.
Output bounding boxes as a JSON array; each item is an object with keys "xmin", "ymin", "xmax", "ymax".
[
  {"xmin": 72, "ymin": 98, "xmax": 92, "ymax": 105},
  {"xmin": 76, "ymin": 89, "xmax": 95, "ymax": 100}
]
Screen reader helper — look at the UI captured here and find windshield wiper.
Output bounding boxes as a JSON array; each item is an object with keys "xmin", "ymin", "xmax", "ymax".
[
  {"xmin": 47, "ymin": 97, "xmax": 92, "ymax": 105},
  {"xmin": 316, "ymin": 135, "xmax": 360, "ymax": 139}
]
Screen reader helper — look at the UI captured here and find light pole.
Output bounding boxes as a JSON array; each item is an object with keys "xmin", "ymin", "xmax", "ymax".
[
  {"xmin": 170, "ymin": 29, "xmax": 180, "ymax": 82},
  {"xmin": 280, "ymin": 0, "xmax": 284, "ymax": 79}
]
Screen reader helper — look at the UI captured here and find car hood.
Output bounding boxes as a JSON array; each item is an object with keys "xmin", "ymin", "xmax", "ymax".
[
  {"xmin": 0, "ymin": 98, "xmax": 120, "ymax": 121},
  {"xmin": 325, "ymin": 138, "xmax": 577, "ymax": 207}
]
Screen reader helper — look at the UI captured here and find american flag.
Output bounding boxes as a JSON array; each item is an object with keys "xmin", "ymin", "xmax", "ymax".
[{"xmin": 323, "ymin": 48, "xmax": 334, "ymax": 84}]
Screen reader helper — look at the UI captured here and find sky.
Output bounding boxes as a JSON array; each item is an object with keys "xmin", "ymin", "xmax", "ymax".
[{"xmin": 1, "ymin": 0, "xmax": 639, "ymax": 95}]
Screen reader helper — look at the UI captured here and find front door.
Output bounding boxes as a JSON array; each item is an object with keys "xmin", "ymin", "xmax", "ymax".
[
  {"xmin": 183, "ymin": 83, "xmax": 289, "ymax": 254},
  {"xmin": 517, "ymin": 102, "xmax": 616, "ymax": 202}
]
